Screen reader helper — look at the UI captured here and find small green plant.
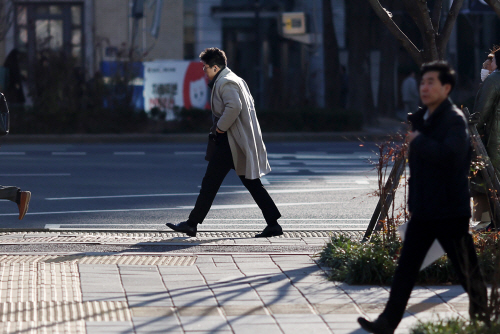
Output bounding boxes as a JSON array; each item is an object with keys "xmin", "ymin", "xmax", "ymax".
[
  {"xmin": 320, "ymin": 234, "xmax": 400, "ymax": 285},
  {"xmin": 320, "ymin": 231, "xmax": 500, "ymax": 286},
  {"xmin": 410, "ymin": 318, "xmax": 498, "ymax": 334}
]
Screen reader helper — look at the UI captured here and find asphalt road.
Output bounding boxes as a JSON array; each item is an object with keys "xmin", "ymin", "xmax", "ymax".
[{"xmin": 0, "ymin": 141, "xmax": 404, "ymax": 232}]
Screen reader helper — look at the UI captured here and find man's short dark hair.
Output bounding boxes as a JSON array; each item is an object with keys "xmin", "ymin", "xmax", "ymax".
[
  {"xmin": 199, "ymin": 48, "xmax": 227, "ymax": 68},
  {"xmin": 420, "ymin": 60, "xmax": 456, "ymax": 91}
]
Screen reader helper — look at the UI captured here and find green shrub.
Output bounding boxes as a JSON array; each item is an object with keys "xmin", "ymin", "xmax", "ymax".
[
  {"xmin": 411, "ymin": 318, "xmax": 498, "ymax": 334},
  {"xmin": 320, "ymin": 234, "xmax": 399, "ymax": 285},
  {"xmin": 320, "ymin": 232, "xmax": 500, "ymax": 285}
]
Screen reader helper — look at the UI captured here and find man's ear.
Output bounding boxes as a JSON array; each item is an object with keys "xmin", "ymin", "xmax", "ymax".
[{"xmin": 443, "ymin": 83, "xmax": 452, "ymax": 96}]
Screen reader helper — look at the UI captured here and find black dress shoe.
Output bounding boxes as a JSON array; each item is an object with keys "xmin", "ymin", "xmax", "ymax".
[
  {"xmin": 357, "ymin": 317, "xmax": 394, "ymax": 334},
  {"xmin": 166, "ymin": 221, "xmax": 197, "ymax": 237},
  {"xmin": 255, "ymin": 224, "xmax": 283, "ymax": 238}
]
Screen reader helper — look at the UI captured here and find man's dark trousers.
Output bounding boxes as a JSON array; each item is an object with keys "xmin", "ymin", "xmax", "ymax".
[
  {"xmin": 188, "ymin": 132, "xmax": 281, "ymax": 225},
  {"xmin": 380, "ymin": 216, "xmax": 487, "ymax": 328}
]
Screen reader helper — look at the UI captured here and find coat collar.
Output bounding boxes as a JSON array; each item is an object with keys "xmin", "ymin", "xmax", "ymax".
[
  {"xmin": 408, "ymin": 97, "xmax": 452, "ymax": 124},
  {"xmin": 207, "ymin": 68, "xmax": 223, "ymax": 89},
  {"xmin": 210, "ymin": 67, "xmax": 232, "ymax": 111}
]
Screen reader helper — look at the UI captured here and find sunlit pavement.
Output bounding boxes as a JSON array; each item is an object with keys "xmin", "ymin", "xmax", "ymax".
[{"xmin": 0, "ymin": 232, "xmax": 471, "ymax": 334}]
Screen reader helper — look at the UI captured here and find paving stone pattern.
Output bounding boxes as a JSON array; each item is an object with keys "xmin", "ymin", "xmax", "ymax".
[{"xmin": 0, "ymin": 254, "xmax": 471, "ymax": 333}]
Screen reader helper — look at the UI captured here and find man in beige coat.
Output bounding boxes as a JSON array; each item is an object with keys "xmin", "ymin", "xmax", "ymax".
[{"xmin": 167, "ymin": 47, "xmax": 282, "ymax": 238}]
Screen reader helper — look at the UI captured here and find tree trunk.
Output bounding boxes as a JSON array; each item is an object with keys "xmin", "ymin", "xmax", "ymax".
[
  {"xmin": 368, "ymin": 0, "xmax": 465, "ymax": 65},
  {"xmin": 346, "ymin": 0, "xmax": 375, "ymax": 124},
  {"xmin": 486, "ymin": 0, "xmax": 500, "ymax": 18},
  {"xmin": 378, "ymin": 25, "xmax": 398, "ymax": 117},
  {"xmin": 322, "ymin": 0, "xmax": 342, "ymax": 109}
]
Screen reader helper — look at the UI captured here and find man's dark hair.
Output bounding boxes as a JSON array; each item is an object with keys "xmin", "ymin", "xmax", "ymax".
[
  {"xmin": 199, "ymin": 48, "xmax": 227, "ymax": 68},
  {"xmin": 420, "ymin": 60, "xmax": 456, "ymax": 91}
]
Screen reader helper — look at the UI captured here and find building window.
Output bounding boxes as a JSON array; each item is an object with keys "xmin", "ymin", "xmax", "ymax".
[{"xmin": 14, "ymin": 2, "xmax": 84, "ymax": 79}]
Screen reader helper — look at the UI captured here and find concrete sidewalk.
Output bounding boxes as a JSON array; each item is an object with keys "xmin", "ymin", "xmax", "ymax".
[{"xmin": 0, "ymin": 232, "xmax": 470, "ymax": 334}]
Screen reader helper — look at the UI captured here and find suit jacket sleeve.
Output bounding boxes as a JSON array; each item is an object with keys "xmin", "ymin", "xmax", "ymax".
[
  {"xmin": 216, "ymin": 82, "xmax": 242, "ymax": 132},
  {"xmin": 410, "ymin": 112, "xmax": 469, "ymax": 168}
]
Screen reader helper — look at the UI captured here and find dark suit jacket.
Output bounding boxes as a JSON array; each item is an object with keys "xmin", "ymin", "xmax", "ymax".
[{"xmin": 407, "ymin": 98, "xmax": 471, "ymax": 220}]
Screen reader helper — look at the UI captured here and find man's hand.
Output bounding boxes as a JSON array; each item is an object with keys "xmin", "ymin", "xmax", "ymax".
[
  {"xmin": 408, "ymin": 130, "xmax": 420, "ymax": 143},
  {"xmin": 216, "ymin": 128, "xmax": 225, "ymax": 134}
]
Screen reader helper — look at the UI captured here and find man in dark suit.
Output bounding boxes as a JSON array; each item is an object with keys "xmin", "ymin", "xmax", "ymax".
[{"xmin": 358, "ymin": 61, "xmax": 488, "ymax": 334}]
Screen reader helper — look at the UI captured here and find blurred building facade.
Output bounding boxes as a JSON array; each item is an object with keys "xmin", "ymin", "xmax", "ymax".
[
  {"xmin": 0, "ymin": 0, "xmax": 499, "ymax": 113},
  {"xmin": 184, "ymin": 0, "xmax": 333, "ymax": 109},
  {"xmin": 0, "ymin": 0, "xmax": 183, "ymax": 91}
]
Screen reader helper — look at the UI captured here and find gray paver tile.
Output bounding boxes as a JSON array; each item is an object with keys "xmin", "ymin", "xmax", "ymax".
[
  {"xmin": 133, "ymin": 316, "xmax": 182, "ymax": 333},
  {"xmin": 79, "ymin": 264, "xmax": 118, "ymax": 271},
  {"xmin": 178, "ymin": 315, "xmax": 231, "ymax": 331},
  {"xmin": 85, "ymin": 321, "xmax": 134, "ymax": 334},
  {"xmin": 171, "ymin": 293, "xmax": 215, "ymax": 301},
  {"xmin": 226, "ymin": 315, "xmax": 277, "ymax": 325},
  {"xmin": 173, "ymin": 299, "xmax": 219, "ymax": 307},
  {"xmin": 82, "ymin": 293, "xmax": 127, "ymax": 302},
  {"xmin": 232, "ymin": 257, "xmax": 272, "ymax": 263},
  {"xmin": 217, "ymin": 295, "xmax": 262, "ymax": 303},
  {"xmin": 250, "ymin": 281, "xmax": 295, "ymax": 291},
  {"xmin": 238, "ymin": 270, "xmax": 284, "ymax": 276},
  {"xmin": 129, "ymin": 300, "xmax": 174, "ymax": 307},
  {"xmin": 176, "ymin": 306, "xmax": 220, "ymax": 316},
  {"xmin": 212, "ymin": 256, "xmax": 234, "ymax": 263},
  {"xmin": 118, "ymin": 265, "xmax": 157, "ymax": 270},
  {"xmin": 315, "ymin": 303, "xmax": 360, "ymax": 314},
  {"xmin": 136, "ymin": 331, "xmax": 183, "ymax": 334},
  {"xmin": 407, "ymin": 297, "xmax": 444, "ymax": 304},
  {"xmin": 321, "ymin": 314, "xmax": 364, "ymax": 322},
  {"xmin": 131, "ymin": 307, "xmax": 175, "ymax": 317},
  {"xmin": 406, "ymin": 302, "xmax": 451, "ymax": 314},
  {"xmin": 257, "ymin": 290, "xmax": 304, "ymax": 297},
  {"xmin": 325, "ymin": 320, "xmax": 367, "ymax": 330},
  {"xmin": 274, "ymin": 314, "xmax": 325, "ymax": 323},
  {"xmin": 306, "ymin": 296, "xmax": 352, "ymax": 304},
  {"xmin": 222, "ymin": 304, "xmax": 267, "ymax": 316},
  {"xmin": 280, "ymin": 323, "xmax": 332, "ymax": 334},
  {"xmin": 158, "ymin": 267, "xmax": 201, "ymax": 274},
  {"xmin": 262, "ymin": 296, "xmax": 308, "ymax": 304},
  {"xmin": 232, "ymin": 323, "xmax": 282, "ymax": 334},
  {"xmin": 268, "ymin": 303, "xmax": 314, "ymax": 314},
  {"xmin": 165, "ymin": 283, "xmax": 208, "ymax": 291},
  {"xmin": 218, "ymin": 299, "xmax": 265, "ymax": 306}
]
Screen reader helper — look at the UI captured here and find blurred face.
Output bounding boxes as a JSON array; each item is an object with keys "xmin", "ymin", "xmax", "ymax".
[
  {"xmin": 202, "ymin": 62, "xmax": 219, "ymax": 80},
  {"xmin": 492, "ymin": 56, "xmax": 498, "ymax": 71},
  {"xmin": 419, "ymin": 71, "xmax": 451, "ymax": 112}
]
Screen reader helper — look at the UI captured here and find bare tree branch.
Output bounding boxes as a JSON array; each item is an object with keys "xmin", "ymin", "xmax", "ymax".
[
  {"xmin": 366, "ymin": 0, "xmax": 422, "ymax": 64},
  {"xmin": 485, "ymin": 0, "xmax": 500, "ymax": 18},
  {"xmin": 410, "ymin": 0, "xmax": 439, "ymax": 60},
  {"xmin": 431, "ymin": 0, "xmax": 443, "ymax": 30},
  {"xmin": 437, "ymin": 0, "xmax": 465, "ymax": 59}
]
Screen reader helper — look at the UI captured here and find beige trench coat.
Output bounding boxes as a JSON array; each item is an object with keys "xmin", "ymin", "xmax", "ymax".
[{"xmin": 211, "ymin": 67, "xmax": 271, "ymax": 179}]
